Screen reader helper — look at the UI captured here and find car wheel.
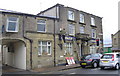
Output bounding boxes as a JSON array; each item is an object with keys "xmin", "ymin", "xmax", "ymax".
[
  {"xmin": 100, "ymin": 67, "xmax": 104, "ymax": 70},
  {"xmin": 92, "ymin": 62, "xmax": 98, "ymax": 68},
  {"xmin": 81, "ymin": 66, "xmax": 86, "ymax": 68},
  {"xmin": 115, "ymin": 64, "xmax": 119, "ymax": 70}
]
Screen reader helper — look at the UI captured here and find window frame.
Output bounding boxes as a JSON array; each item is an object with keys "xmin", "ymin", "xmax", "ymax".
[
  {"xmin": 69, "ymin": 24, "xmax": 75, "ymax": 35},
  {"xmin": 65, "ymin": 43, "xmax": 73, "ymax": 55},
  {"xmin": 6, "ymin": 16, "xmax": 19, "ymax": 32},
  {"xmin": 37, "ymin": 19, "xmax": 46, "ymax": 32},
  {"xmin": 91, "ymin": 17, "xmax": 95, "ymax": 26},
  {"xmin": 80, "ymin": 14, "xmax": 85, "ymax": 23},
  {"xmin": 91, "ymin": 29, "xmax": 96, "ymax": 38},
  {"xmin": 68, "ymin": 10, "xmax": 74, "ymax": 20},
  {"xmin": 38, "ymin": 41, "xmax": 51, "ymax": 55},
  {"xmin": 80, "ymin": 26, "xmax": 85, "ymax": 33}
]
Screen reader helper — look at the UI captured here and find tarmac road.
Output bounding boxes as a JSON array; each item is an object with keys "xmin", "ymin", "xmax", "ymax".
[{"xmin": 44, "ymin": 67, "xmax": 120, "ymax": 76}]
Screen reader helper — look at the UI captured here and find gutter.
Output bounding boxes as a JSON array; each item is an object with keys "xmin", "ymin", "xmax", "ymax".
[{"xmin": 22, "ymin": 15, "xmax": 33, "ymax": 69}]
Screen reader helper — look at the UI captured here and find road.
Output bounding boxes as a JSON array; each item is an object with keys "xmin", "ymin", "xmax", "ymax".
[
  {"xmin": 2, "ymin": 66, "xmax": 120, "ymax": 76},
  {"xmin": 43, "ymin": 67, "xmax": 120, "ymax": 76}
]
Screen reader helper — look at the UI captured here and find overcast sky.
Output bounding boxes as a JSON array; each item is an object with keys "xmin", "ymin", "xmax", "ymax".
[{"xmin": 0, "ymin": 0, "xmax": 119, "ymax": 45}]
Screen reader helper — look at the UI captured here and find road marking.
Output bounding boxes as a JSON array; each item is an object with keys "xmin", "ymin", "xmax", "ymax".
[
  {"xmin": 69, "ymin": 72, "xmax": 76, "ymax": 74},
  {"xmin": 91, "ymin": 68, "xmax": 99, "ymax": 70}
]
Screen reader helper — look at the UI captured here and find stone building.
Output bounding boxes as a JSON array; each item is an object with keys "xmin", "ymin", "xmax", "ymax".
[
  {"xmin": 38, "ymin": 4, "xmax": 103, "ymax": 59},
  {"xmin": 0, "ymin": 4, "xmax": 103, "ymax": 70},
  {"xmin": 0, "ymin": 9, "xmax": 57, "ymax": 70},
  {"xmin": 111, "ymin": 30, "xmax": 120, "ymax": 52}
]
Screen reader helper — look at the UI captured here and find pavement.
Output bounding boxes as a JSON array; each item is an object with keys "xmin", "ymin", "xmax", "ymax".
[
  {"xmin": 30, "ymin": 64, "xmax": 81, "ymax": 73},
  {"xmin": 2, "ymin": 64, "xmax": 81, "ymax": 74}
]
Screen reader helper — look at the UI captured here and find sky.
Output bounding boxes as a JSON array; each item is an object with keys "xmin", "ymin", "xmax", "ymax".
[{"xmin": 0, "ymin": 0, "xmax": 119, "ymax": 45}]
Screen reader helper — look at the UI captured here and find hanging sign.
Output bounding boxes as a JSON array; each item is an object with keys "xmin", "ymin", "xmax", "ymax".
[{"xmin": 65, "ymin": 36, "xmax": 75, "ymax": 41}]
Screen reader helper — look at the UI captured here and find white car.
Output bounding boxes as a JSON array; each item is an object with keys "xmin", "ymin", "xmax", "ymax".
[{"xmin": 100, "ymin": 53, "xmax": 120, "ymax": 70}]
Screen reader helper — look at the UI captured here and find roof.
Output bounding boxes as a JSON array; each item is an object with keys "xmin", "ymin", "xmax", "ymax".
[
  {"xmin": 0, "ymin": 9, "xmax": 58, "ymax": 20},
  {"xmin": 37, "ymin": 3, "xmax": 63, "ymax": 15},
  {"xmin": 111, "ymin": 30, "xmax": 120, "ymax": 36},
  {"xmin": 38, "ymin": 3, "xmax": 103, "ymax": 18},
  {"xmin": 0, "ymin": 9, "xmax": 21, "ymax": 13}
]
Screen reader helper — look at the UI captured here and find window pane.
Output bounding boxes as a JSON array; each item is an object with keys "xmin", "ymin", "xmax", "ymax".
[
  {"xmin": 80, "ymin": 26, "xmax": 84, "ymax": 33},
  {"xmin": 42, "ymin": 46, "xmax": 47, "ymax": 53},
  {"xmin": 69, "ymin": 24, "xmax": 75, "ymax": 35},
  {"xmin": 42, "ymin": 41, "xmax": 47, "ymax": 45},
  {"xmin": 38, "ymin": 46, "xmax": 42, "ymax": 55},
  {"xmin": 91, "ymin": 17, "xmax": 95, "ymax": 25},
  {"xmin": 68, "ymin": 11, "xmax": 74, "ymax": 20},
  {"xmin": 37, "ymin": 20, "xmax": 45, "ymax": 23},
  {"xmin": 80, "ymin": 14, "xmax": 84, "ymax": 23},
  {"xmin": 8, "ymin": 22, "xmax": 16, "ymax": 31},
  {"xmin": 48, "ymin": 46, "xmax": 51, "ymax": 54},
  {"xmin": 8, "ymin": 17, "xmax": 17, "ymax": 21},
  {"xmin": 37, "ymin": 24, "xmax": 45, "ymax": 32},
  {"xmin": 48, "ymin": 42, "xmax": 51, "ymax": 45}
]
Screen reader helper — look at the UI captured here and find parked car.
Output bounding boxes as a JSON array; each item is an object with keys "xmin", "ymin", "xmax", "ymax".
[
  {"xmin": 100, "ymin": 53, "xmax": 120, "ymax": 70},
  {"xmin": 80, "ymin": 53, "xmax": 102, "ymax": 68}
]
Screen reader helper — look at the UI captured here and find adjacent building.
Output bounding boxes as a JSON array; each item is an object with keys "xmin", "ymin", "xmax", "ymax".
[
  {"xmin": 0, "ymin": 4, "xmax": 103, "ymax": 70},
  {"xmin": 111, "ymin": 30, "xmax": 120, "ymax": 52}
]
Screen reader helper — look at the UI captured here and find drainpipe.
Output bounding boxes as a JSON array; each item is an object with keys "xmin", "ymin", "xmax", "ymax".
[
  {"xmin": 53, "ymin": 5, "xmax": 58, "ymax": 67},
  {"xmin": 22, "ymin": 15, "xmax": 33, "ymax": 69},
  {"xmin": 53, "ymin": 19, "xmax": 56, "ymax": 67}
]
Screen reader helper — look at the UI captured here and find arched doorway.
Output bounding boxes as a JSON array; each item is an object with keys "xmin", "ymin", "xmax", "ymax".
[{"xmin": 2, "ymin": 39, "xmax": 26, "ymax": 70}]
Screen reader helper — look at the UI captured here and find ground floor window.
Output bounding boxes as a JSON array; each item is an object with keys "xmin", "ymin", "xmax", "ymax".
[
  {"xmin": 38, "ymin": 41, "xmax": 51, "ymax": 55},
  {"xmin": 90, "ymin": 45, "xmax": 96, "ymax": 53},
  {"xmin": 65, "ymin": 43, "xmax": 73, "ymax": 55}
]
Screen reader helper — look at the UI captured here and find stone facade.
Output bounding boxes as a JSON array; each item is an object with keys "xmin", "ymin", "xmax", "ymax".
[
  {"xmin": 111, "ymin": 30, "xmax": 120, "ymax": 52},
  {"xmin": 1, "ymin": 4, "xmax": 103, "ymax": 70},
  {"xmin": 39, "ymin": 4, "xmax": 103, "ymax": 57}
]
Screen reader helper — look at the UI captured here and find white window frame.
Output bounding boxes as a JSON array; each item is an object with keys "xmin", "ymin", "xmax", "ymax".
[
  {"xmin": 37, "ymin": 19, "xmax": 46, "ymax": 32},
  {"xmin": 91, "ymin": 17, "xmax": 95, "ymax": 26},
  {"xmin": 68, "ymin": 10, "xmax": 74, "ymax": 20},
  {"xmin": 80, "ymin": 14, "xmax": 85, "ymax": 23},
  {"xmin": 38, "ymin": 41, "xmax": 51, "ymax": 55},
  {"xmin": 80, "ymin": 26, "xmax": 84, "ymax": 33},
  {"xmin": 66, "ymin": 43, "xmax": 73, "ymax": 55},
  {"xmin": 69, "ymin": 24, "xmax": 75, "ymax": 35},
  {"xmin": 91, "ymin": 29, "xmax": 96, "ymax": 38},
  {"xmin": 6, "ymin": 17, "xmax": 19, "ymax": 32},
  {"xmin": 90, "ymin": 45, "xmax": 96, "ymax": 53}
]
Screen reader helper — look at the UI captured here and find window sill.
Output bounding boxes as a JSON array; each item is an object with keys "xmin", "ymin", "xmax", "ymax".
[
  {"xmin": 38, "ymin": 55, "xmax": 52, "ymax": 57},
  {"xmin": 90, "ymin": 25, "xmax": 97, "ymax": 28},
  {"xmin": 6, "ymin": 31, "xmax": 18, "ymax": 32},
  {"xmin": 37, "ymin": 31, "xmax": 46, "ymax": 33},
  {"xmin": 79, "ymin": 22, "xmax": 86, "ymax": 25},
  {"xmin": 67, "ymin": 19, "xmax": 76, "ymax": 23}
]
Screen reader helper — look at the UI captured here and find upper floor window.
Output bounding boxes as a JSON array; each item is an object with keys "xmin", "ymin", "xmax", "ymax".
[
  {"xmin": 38, "ymin": 41, "xmax": 51, "ymax": 55},
  {"xmin": 68, "ymin": 11, "xmax": 74, "ymax": 20},
  {"xmin": 80, "ymin": 26, "xmax": 84, "ymax": 33},
  {"xmin": 91, "ymin": 29, "xmax": 96, "ymax": 38},
  {"xmin": 69, "ymin": 24, "xmax": 75, "ymax": 35},
  {"xmin": 114, "ymin": 38, "xmax": 117, "ymax": 45},
  {"xmin": 37, "ymin": 19, "xmax": 46, "ymax": 32},
  {"xmin": 6, "ymin": 17, "xmax": 19, "ymax": 32},
  {"xmin": 80, "ymin": 14, "xmax": 84, "ymax": 23},
  {"xmin": 91, "ymin": 17, "xmax": 95, "ymax": 26}
]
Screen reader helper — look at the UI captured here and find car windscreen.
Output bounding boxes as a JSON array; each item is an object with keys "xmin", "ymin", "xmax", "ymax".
[
  {"xmin": 81, "ymin": 55, "xmax": 91, "ymax": 60},
  {"xmin": 101, "ymin": 54, "xmax": 113, "ymax": 59}
]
